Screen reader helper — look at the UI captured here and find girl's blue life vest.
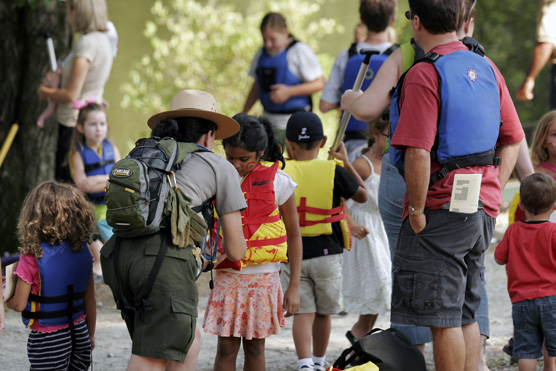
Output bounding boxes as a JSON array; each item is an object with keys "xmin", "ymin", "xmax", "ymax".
[
  {"xmin": 256, "ymin": 39, "xmax": 312, "ymax": 114},
  {"xmin": 342, "ymin": 44, "xmax": 399, "ymax": 134},
  {"xmin": 77, "ymin": 139, "xmax": 115, "ymax": 204},
  {"xmin": 21, "ymin": 241, "xmax": 92, "ymax": 328},
  {"xmin": 389, "ymin": 49, "xmax": 502, "ymax": 186}
]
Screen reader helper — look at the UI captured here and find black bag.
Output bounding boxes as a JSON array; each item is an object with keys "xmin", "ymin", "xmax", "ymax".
[{"xmin": 333, "ymin": 328, "xmax": 426, "ymax": 371}]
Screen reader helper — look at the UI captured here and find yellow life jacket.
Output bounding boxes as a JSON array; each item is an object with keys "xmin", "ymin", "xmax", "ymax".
[
  {"xmin": 216, "ymin": 162, "xmax": 288, "ymax": 270},
  {"xmin": 284, "ymin": 159, "xmax": 352, "ymax": 250}
]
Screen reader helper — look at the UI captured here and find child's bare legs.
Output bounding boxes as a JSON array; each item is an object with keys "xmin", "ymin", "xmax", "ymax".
[
  {"xmin": 214, "ymin": 336, "xmax": 241, "ymax": 371},
  {"xmin": 89, "ymin": 239, "xmax": 103, "ymax": 277},
  {"xmin": 242, "ymin": 337, "xmax": 265, "ymax": 371},
  {"xmin": 313, "ymin": 314, "xmax": 331, "ymax": 358},
  {"xmin": 518, "ymin": 358, "xmax": 538, "ymax": 371},
  {"xmin": 351, "ymin": 314, "xmax": 378, "ymax": 339},
  {"xmin": 293, "ymin": 313, "xmax": 332, "ymax": 359},
  {"xmin": 37, "ymin": 100, "xmax": 57, "ymax": 128},
  {"xmin": 293, "ymin": 313, "xmax": 316, "ymax": 359},
  {"xmin": 478, "ymin": 334, "xmax": 490, "ymax": 371}
]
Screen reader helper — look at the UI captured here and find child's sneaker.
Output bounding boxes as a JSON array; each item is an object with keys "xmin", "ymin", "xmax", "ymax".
[
  {"xmin": 314, "ymin": 362, "xmax": 326, "ymax": 371},
  {"xmin": 298, "ymin": 365, "xmax": 315, "ymax": 371}
]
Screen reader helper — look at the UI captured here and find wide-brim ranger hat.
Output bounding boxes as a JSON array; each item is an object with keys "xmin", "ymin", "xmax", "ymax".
[{"xmin": 147, "ymin": 89, "xmax": 239, "ymax": 140}]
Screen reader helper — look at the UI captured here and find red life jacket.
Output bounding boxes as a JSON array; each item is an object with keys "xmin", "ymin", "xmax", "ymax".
[{"xmin": 216, "ymin": 162, "xmax": 288, "ymax": 270}]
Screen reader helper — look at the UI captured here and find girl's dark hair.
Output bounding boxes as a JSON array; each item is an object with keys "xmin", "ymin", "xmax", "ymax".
[
  {"xmin": 260, "ymin": 12, "xmax": 287, "ymax": 32},
  {"xmin": 362, "ymin": 114, "xmax": 389, "ymax": 155},
  {"xmin": 223, "ymin": 113, "xmax": 285, "ymax": 169},
  {"xmin": 151, "ymin": 117, "xmax": 217, "ymax": 143}
]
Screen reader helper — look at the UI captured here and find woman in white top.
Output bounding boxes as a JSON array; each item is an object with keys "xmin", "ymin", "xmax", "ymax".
[{"xmin": 38, "ymin": 0, "xmax": 114, "ymax": 182}]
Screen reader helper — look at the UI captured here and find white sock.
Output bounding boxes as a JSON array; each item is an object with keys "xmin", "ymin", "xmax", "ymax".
[
  {"xmin": 312, "ymin": 354, "xmax": 326, "ymax": 365},
  {"xmin": 299, "ymin": 358, "xmax": 314, "ymax": 368}
]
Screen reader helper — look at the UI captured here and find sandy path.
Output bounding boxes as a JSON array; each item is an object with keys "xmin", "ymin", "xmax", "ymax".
[{"xmin": 0, "ymin": 222, "xmax": 544, "ymax": 370}]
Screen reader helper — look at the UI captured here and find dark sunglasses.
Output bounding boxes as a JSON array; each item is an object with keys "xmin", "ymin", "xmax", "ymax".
[{"xmin": 404, "ymin": 10, "xmax": 414, "ymax": 20}]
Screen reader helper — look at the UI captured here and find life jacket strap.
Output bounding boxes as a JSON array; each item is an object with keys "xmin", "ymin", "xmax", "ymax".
[
  {"xmin": 21, "ymin": 302, "xmax": 86, "ymax": 320},
  {"xmin": 243, "ymin": 192, "xmax": 275, "ymax": 202},
  {"xmin": 27, "ymin": 291, "xmax": 85, "ymax": 304},
  {"xmin": 242, "ymin": 213, "xmax": 281, "ymax": 225},
  {"xmin": 246, "ymin": 235, "xmax": 288, "ymax": 248},
  {"xmin": 429, "ymin": 150, "xmax": 501, "ymax": 186},
  {"xmin": 84, "ymin": 159, "xmax": 115, "ymax": 173},
  {"xmin": 298, "ymin": 198, "xmax": 346, "ymax": 227}
]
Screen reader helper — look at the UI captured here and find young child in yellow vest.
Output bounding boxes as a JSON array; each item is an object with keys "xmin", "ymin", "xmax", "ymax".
[
  {"xmin": 203, "ymin": 113, "xmax": 302, "ymax": 370},
  {"xmin": 281, "ymin": 111, "xmax": 369, "ymax": 371}
]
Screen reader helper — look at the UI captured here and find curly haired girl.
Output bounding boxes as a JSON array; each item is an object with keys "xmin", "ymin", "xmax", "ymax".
[{"xmin": 6, "ymin": 180, "xmax": 97, "ymax": 371}]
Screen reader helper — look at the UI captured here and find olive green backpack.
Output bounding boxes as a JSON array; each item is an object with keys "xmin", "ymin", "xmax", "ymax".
[{"xmin": 105, "ymin": 137, "xmax": 208, "ymax": 240}]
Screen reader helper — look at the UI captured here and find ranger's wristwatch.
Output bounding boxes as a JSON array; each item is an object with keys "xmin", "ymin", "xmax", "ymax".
[{"xmin": 408, "ymin": 206, "xmax": 425, "ymax": 216}]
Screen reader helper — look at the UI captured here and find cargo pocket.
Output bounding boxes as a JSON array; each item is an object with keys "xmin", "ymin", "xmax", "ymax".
[
  {"xmin": 164, "ymin": 296, "xmax": 196, "ymax": 356},
  {"xmin": 392, "ymin": 254, "xmax": 444, "ymax": 315}
]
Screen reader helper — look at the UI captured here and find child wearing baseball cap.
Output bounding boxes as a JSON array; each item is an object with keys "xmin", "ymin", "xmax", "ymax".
[{"xmin": 281, "ymin": 111, "xmax": 368, "ymax": 370}]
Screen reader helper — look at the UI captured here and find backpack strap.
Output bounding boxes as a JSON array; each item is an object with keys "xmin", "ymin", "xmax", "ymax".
[
  {"xmin": 383, "ymin": 44, "xmax": 400, "ymax": 56},
  {"xmin": 83, "ymin": 159, "xmax": 115, "ymax": 173},
  {"xmin": 347, "ymin": 42, "xmax": 358, "ymax": 58}
]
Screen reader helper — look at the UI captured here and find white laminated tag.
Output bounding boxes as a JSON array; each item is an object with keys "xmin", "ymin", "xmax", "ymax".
[{"xmin": 449, "ymin": 174, "xmax": 482, "ymax": 213}]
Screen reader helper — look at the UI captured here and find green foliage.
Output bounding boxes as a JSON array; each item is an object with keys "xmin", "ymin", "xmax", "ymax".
[
  {"xmin": 121, "ymin": 0, "xmax": 342, "ymax": 120},
  {"xmin": 13, "ymin": 0, "xmax": 57, "ymax": 8},
  {"xmin": 474, "ymin": 0, "xmax": 547, "ymax": 132}
]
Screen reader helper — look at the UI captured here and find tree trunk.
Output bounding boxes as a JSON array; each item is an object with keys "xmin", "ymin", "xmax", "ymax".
[{"xmin": 0, "ymin": 1, "xmax": 70, "ymax": 254}]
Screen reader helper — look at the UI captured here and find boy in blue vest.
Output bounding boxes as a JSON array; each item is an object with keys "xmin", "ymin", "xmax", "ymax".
[
  {"xmin": 320, "ymin": 0, "xmax": 397, "ymax": 162},
  {"xmin": 281, "ymin": 111, "xmax": 368, "ymax": 371}
]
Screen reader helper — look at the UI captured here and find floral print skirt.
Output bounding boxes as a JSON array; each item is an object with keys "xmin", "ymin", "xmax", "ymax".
[{"xmin": 203, "ymin": 270, "xmax": 286, "ymax": 339}]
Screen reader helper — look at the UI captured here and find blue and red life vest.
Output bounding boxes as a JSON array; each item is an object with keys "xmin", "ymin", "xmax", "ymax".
[
  {"xmin": 22, "ymin": 241, "xmax": 92, "ymax": 328},
  {"xmin": 256, "ymin": 39, "xmax": 312, "ymax": 114},
  {"xmin": 389, "ymin": 49, "xmax": 501, "ymax": 186},
  {"xmin": 77, "ymin": 139, "xmax": 115, "ymax": 204}
]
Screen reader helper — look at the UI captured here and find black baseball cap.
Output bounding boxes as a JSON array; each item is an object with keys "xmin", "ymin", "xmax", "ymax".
[{"xmin": 286, "ymin": 111, "xmax": 325, "ymax": 143}]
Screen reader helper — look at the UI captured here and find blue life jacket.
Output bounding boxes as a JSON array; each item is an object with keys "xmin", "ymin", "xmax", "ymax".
[
  {"xmin": 256, "ymin": 39, "xmax": 312, "ymax": 114},
  {"xmin": 77, "ymin": 139, "xmax": 115, "ymax": 204},
  {"xmin": 342, "ymin": 44, "xmax": 398, "ymax": 134},
  {"xmin": 22, "ymin": 241, "xmax": 92, "ymax": 328},
  {"xmin": 389, "ymin": 49, "xmax": 501, "ymax": 186}
]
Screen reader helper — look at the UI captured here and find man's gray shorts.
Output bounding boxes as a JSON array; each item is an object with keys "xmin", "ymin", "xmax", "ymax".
[{"xmin": 391, "ymin": 208, "xmax": 495, "ymax": 328}]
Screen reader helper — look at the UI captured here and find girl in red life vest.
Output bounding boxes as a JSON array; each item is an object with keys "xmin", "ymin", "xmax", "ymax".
[
  {"xmin": 6, "ymin": 181, "xmax": 97, "ymax": 371},
  {"xmin": 203, "ymin": 113, "xmax": 302, "ymax": 371}
]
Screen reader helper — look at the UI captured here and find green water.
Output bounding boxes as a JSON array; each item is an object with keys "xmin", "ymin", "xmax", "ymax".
[{"xmin": 103, "ymin": 0, "xmax": 366, "ymax": 154}]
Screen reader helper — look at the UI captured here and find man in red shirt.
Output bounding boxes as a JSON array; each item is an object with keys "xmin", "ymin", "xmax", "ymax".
[{"xmin": 390, "ymin": 0, "xmax": 524, "ymax": 370}]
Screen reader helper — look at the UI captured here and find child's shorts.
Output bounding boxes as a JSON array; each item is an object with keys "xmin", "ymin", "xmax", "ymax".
[
  {"xmin": 282, "ymin": 254, "xmax": 343, "ymax": 315},
  {"xmin": 513, "ymin": 296, "xmax": 556, "ymax": 359},
  {"xmin": 203, "ymin": 270, "xmax": 286, "ymax": 339},
  {"xmin": 97, "ymin": 219, "xmax": 114, "ymax": 243},
  {"xmin": 27, "ymin": 319, "xmax": 91, "ymax": 371}
]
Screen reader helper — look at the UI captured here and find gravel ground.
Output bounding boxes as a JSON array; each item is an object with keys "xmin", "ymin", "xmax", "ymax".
[{"xmin": 0, "ymin": 212, "xmax": 547, "ymax": 370}]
